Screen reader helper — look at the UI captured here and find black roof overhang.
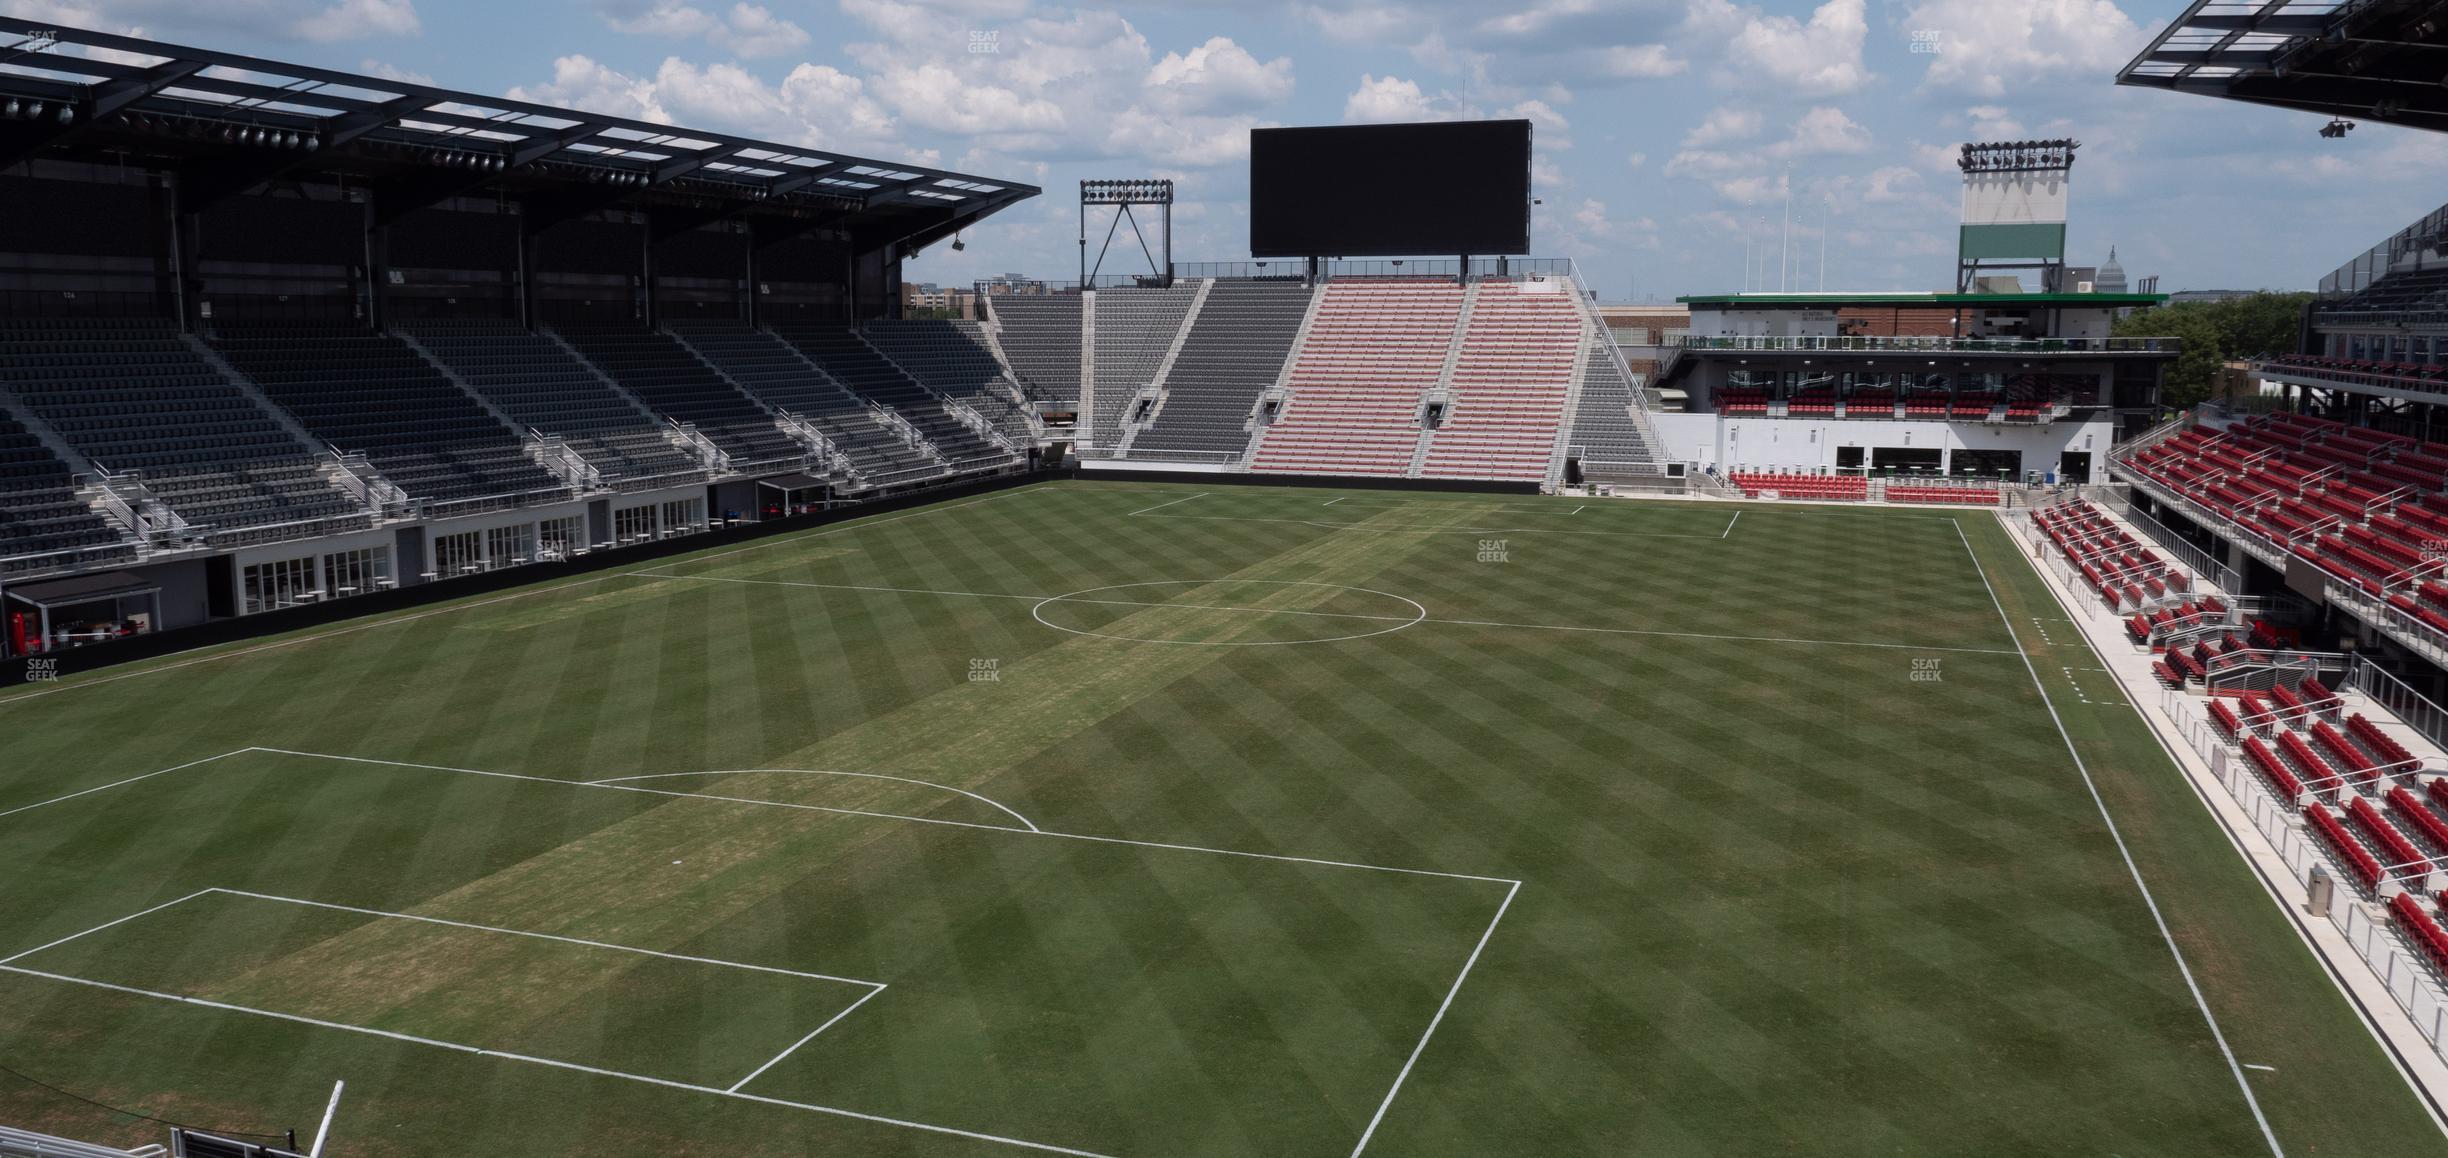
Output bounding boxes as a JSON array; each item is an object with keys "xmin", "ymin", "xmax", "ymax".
[
  {"xmin": 0, "ymin": 20, "xmax": 1038, "ymax": 251},
  {"xmin": 2117, "ymin": 0, "xmax": 2448, "ymax": 131}
]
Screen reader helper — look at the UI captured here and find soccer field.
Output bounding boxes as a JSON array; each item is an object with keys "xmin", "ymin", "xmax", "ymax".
[{"xmin": 2, "ymin": 480, "xmax": 2441, "ymax": 1156}]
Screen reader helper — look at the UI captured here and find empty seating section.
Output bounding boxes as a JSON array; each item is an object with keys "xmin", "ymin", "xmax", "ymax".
[
  {"xmin": 858, "ymin": 320, "xmax": 1034, "ymax": 442},
  {"xmin": 1420, "ymin": 282, "xmax": 1583, "ymax": 482},
  {"xmin": 0, "ymin": 413, "xmax": 127, "ymax": 572},
  {"xmin": 0, "ymin": 320, "xmax": 361, "ymax": 540},
  {"xmin": 985, "ymin": 293, "xmax": 1081, "ymax": 405},
  {"xmin": 1087, "ymin": 285, "xmax": 1201, "ymax": 447},
  {"xmin": 2309, "ymin": 803, "xmax": 2386, "ymax": 892},
  {"xmin": 672, "ymin": 326, "xmax": 937, "ymax": 481},
  {"xmin": 403, "ymin": 322, "xmax": 700, "ymax": 485},
  {"xmin": 1886, "ymin": 483, "xmax": 2000, "ymax": 506},
  {"xmin": 1566, "ymin": 338, "xmax": 1657, "ymax": 476},
  {"xmin": 772, "ymin": 326, "xmax": 1010, "ymax": 464},
  {"xmin": 210, "ymin": 328, "xmax": 559, "ymax": 505},
  {"xmin": 1714, "ymin": 387, "xmax": 1768, "ymax": 415},
  {"xmin": 1728, "ymin": 472, "xmax": 1864, "ymax": 501},
  {"xmin": 2029, "ymin": 500, "xmax": 2193, "ymax": 613},
  {"xmin": 1130, "ymin": 280, "xmax": 1311, "ymax": 459},
  {"xmin": 2390, "ymin": 893, "xmax": 2448, "ymax": 978},
  {"xmin": 2119, "ymin": 412, "xmax": 2448, "ymax": 602},
  {"xmin": 552, "ymin": 329, "xmax": 806, "ymax": 470},
  {"xmin": 1251, "ymin": 280, "xmax": 1461, "ymax": 476}
]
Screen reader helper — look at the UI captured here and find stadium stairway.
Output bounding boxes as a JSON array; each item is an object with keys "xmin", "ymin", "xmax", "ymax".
[
  {"xmin": 855, "ymin": 320, "xmax": 1037, "ymax": 446},
  {"xmin": 209, "ymin": 326, "xmax": 567, "ymax": 512},
  {"xmin": 666, "ymin": 324, "xmax": 947, "ymax": 487},
  {"xmin": 399, "ymin": 321, "xmax": 708, "ymax": 490},
  {"xmin": 0, "ymin": 319, "xmax": 368, "ymax": 547},
  {"xmin": 981, "ymin": 293, "xmax": 1082, "ymax": 408},
  {"xmin": 1418, "ymin": 279, "xmax": 1585, "ymax": 483},
  {"xmin": 2018, "ymin": 494, "xmax": 2448, "ymax": 1095},
  {"xmin": 0, "ymin": 395, "xmax": 136, "ymax": 575},
  {"xmin": 1083, "ymin": 283, "xmax": 1202, "ymax": 450},
  {"xmin": 550, "ymin": 327, "xmax": 811, "ymax": 474},
  {"xmin": 1249, "ymin": 279, "xmax": 1464, "ymax": 478},
  {"xmin": 1128, "ymin": 279, "xmax": 1313, "ymax": 463},
  {"xmin": 769, "ymin": 325, "xmax": 1017, "ymax": 470}
]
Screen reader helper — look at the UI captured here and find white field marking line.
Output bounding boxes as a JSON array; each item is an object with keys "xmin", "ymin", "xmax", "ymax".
[
  {"xmin": 1323, "ymin": 496, "xmax": 1346, "ymax": 506},
  {"xmin": 588, "ymin": 769, "xmax": 1041, "ymax": 833},
  {"xmin": 2246, "ymin": 1064, "xmax": 2278, "ymax": 1073},
  {"xmin": 1572, "ymin": 505, "xmax": 1585, "ymax": 515},
  {"xmin": 204, "ymin": 888, "xmax": 887, "ymax": 989},
  {"xmin": 308, "ymin": 1079, "xmax": 344, "ymax": 1158},
  {"xmin": 1722, "ymin": 510, "xmax": 1742, "ymax": 539},
  {"xmin": 1996, "ymin": 512, "xmax": 2448, "ymax": 1143},
  {"xmin": 636, "ymin": 571, "xmax": 2021, "ymax": 657},
  {"xmin": 1133, "ymin": 510, "xmax": 1735, "ymax": 540},
  {"xmin": 1030, "ymin": 580, "xmax": 1427, "ymax": 648},
  {"xmin": 0, "ymin": 889, "xmax": 215, "ymax": 966},
  {"xmin": 0, "ymin": 966, "xmax": 1110, "ymax": 1158},
  {"xmin": 0, "ymin": 750, "xmax": 254, "ymax": 821},
  {"xmin": 1124, "ymin": 492, "xmax": 1210, "ymax": 516},
  {"xmin": 1349, "ymin": 879, "xmax": 1520, "ymax": 1157},
  {"xmin": 0, "ymin": 487, "xmax": 1040, "ymax": 712},
  {"xmin": 251, "ymin": 748, "xmax": 1521, "ymax": 886},
  {"xmin": 729, "ymin": 985, "xmax": 887, "ymax": 1093},
  {"xmin": 10, "ymin": 746, "xmax": 1514, "ymax": 1155},
  {"xmin": 1950, "ymin": 518, "xmax": 2284, "ymax": 1157}
]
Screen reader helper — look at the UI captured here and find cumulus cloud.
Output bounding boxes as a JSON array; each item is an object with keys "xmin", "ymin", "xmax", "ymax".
[
  {"xmin": 601, "ymin": 3, "xmax": 811, "ymax": 59},
  {"xmin": 1688, "ymin": 0, "xmax": 1870, "ymax": 95},
  {"xmin": 1344, "ymin": 73, "xmax": 1436, "ymax": 123},
  {"xmin": 1903, "ymin": 0, "xmax": 2147, "ymax": 98},
  {"xmin": 1143, "ymin": 37, "xmax": 1293, "ymax": 114},
  {"xmin": 1667, "ymin": 106, "xmax": 1872, "ymax": 181}
]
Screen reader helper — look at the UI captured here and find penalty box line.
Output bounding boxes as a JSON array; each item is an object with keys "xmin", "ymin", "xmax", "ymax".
[
  {"xmin": 1, "ymin": 748, "xmax": 1521, "ymax": 1158},
  {"xmin": 0, "ymin": 887, "xmax": 888, "ymax": 1094}
]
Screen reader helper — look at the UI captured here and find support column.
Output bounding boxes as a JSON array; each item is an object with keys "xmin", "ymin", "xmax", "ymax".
[
  {"xmin": 362, "ymin": 191, "xmax": 391, "ymax": 331},
  {"xmin": 172, "ymin": 210, "xmax": 204, "ymax": 334},
  {"xmin": 516, "ymin": 215, "xmax": 542, "ymax": 331},
  {"xmin": 639, "ymin": 212, "xmax": 657, "ymax": 329}
]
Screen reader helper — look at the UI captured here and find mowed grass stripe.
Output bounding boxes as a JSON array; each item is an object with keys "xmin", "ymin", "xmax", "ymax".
[{"xmin": 3, "ymin": 484, "xmax": 2441, "ymax": 1156}]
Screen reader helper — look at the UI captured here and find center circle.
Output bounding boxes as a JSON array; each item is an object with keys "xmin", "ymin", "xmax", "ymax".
[{"xmin": 1029, "ymin": 580, "xmax": 1428, "ymax": 647}]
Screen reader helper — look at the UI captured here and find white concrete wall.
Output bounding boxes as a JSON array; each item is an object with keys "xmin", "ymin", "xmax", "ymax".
[{"xmin": 1650, "ymin": 411, "xmax": 2117, "ymax": 481}]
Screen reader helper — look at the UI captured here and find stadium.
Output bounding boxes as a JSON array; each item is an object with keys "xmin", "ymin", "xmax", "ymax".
[{"xmin": 8, "ymin": 3, "xmax": 2448, "ymax": 1155}]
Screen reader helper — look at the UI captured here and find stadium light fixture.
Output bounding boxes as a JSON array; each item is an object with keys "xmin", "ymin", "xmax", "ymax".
[{"xmin": 2320, "ymin": 117, "xmax": 2356, "ymax": 139}]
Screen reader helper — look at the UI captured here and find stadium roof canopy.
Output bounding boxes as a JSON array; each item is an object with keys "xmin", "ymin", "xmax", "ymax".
[
  {"xmin": 2118, "ymin": 0, "xmax": 2448, "ymax": 131},
  {"xmin": 1675, "ymin": 292, "xmax": 2169, "ymax": 307},
  {"xmin": 0, "ymin": 19, "xmax": 1037, "ymax": 248}
]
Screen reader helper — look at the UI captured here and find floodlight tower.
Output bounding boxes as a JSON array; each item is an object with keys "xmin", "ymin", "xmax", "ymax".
[
  {"xmin": 1079, "ymin": 178, "xmax": 1175, "ymax": 288},
  {"xmin": 1955, "ymin": 139, "xmax": 2079, "ymax": 293}
]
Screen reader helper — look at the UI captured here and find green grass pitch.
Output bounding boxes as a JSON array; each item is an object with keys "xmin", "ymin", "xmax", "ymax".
[{"xmin": 1, "ymin": 480, "xmax": 2441, "ymax": 1156}]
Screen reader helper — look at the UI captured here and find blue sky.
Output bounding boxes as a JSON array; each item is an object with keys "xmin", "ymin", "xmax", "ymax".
[{"xmin": 15, "ymin": 0, "xmax": 2448, "ymax": 299}]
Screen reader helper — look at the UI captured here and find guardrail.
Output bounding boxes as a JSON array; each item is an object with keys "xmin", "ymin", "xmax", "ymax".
[{"xmin": 1677, "ymin": 334, "xmax": 2181, "ymax": 354}]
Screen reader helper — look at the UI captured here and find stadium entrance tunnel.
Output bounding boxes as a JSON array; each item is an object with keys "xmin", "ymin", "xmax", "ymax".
[{"xmin": 1030, "ymin": 579, "xmax": 1427, "ymax": 646}]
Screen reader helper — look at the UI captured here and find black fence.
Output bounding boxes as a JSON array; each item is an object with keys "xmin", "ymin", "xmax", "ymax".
[{"xmin": 0, "ymin": 469, "xmax": 1058, "ymax": 687}]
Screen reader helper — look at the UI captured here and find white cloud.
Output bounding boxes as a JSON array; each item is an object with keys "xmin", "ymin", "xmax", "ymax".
[
  {"xmin": 1684, "ymin": 107, "xmax": 1761, "ymax": 147},
  {"xmin": 604, "ymin": 3, "xmax": 811, "ymax": 60},
  {"xmin": 505, "ymin": 54, "xmax": 909, "ymax": 157},
  {"xmin": 1626, "ymin": 150, "xmax": 1648, "ymax": 168},
  {"xmin": 1343, "ymin": 73, "xmax": 1437, "ymax": 123},
  {"xmin": 1592, "ymin": 43, "xmax": 1686, "ymax": 78},
  {"xmin": 1667, "ymin": 106, "xmax": 1871, "ymax": 181},
  {"xmin": 507, "ymin": 55, "xmax": 670, "ymax": 123},
  {"xmin": 293, "ymin": 0, "xmax": 418, "ymax": 41},
  {"xmin": 1689, "ymin": 0, "xmax": 1870, "ymax": 95},
  {"xmin": 359, "ymin": 58, "xmax": 433, "ymax": 86},
  {"xmin": 1903, "ymin": 0, "xmax": 2146, "ymax": 98},
  {"xmin": 1143, "ymin": 37, "xmax": 1294, "ymax": 115}
]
